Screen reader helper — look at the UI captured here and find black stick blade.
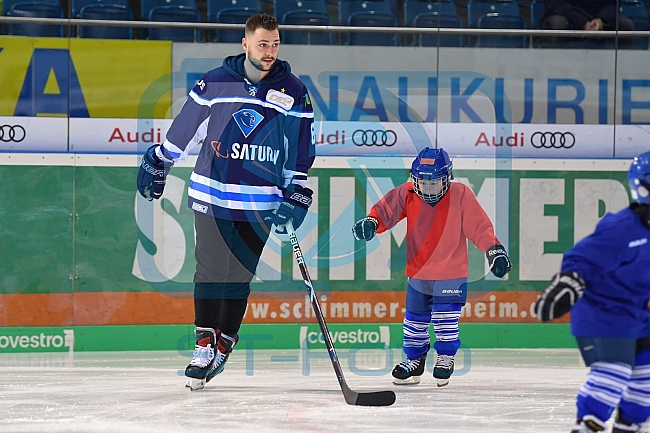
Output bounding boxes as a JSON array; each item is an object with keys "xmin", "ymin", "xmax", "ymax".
[{"xmin": 349, "ymin": 390, "xmax": 396, "ymax": 407}]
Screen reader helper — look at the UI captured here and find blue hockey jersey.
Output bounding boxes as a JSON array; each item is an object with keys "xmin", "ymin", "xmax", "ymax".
[
  {"xmin": 160, "ymin": 53, "xmax": 315, "ymax": 222},
  {"xmin": 567, "ymin": 206, "xmax": 650, "ymax": 339}
]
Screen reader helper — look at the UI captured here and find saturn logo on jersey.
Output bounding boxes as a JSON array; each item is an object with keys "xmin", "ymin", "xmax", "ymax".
[
  {"xmin": 233, "ymin": 109, "xmax": 264, "ymax": 138},
  {"xmin": 230, "ymin": 143, "xmax": 280, "ymax": 164}
]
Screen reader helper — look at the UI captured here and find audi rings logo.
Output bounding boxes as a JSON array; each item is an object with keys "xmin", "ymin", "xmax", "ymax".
[
  {"xmin": 530, "ymin": 131, "xmax": 575, "ymax": 149},
  {"xmin": 0, "ymin": 125, "xmax": 26, "ymax": 143},
  {"xmin": 352, "ymin": 129, "xmax": 397, "ymax": 146}
]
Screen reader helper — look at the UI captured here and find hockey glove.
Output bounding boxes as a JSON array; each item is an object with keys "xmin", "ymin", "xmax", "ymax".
[
  {"xmin": 486, "ymin": 244, "xmax": 511, "ymax": 278},
  {"xmin": 273, "ymin": 185, "xmax": 313, "ymax": 233},
  {"xmin": 137, "ymin": 145, "xmax": 172, "ymax": 201},
  {"xmin": 352, "ymin": 217, "xmax": 379, "ymax": 241},
  {"xmin": 534, "ymin": 271, "xmax": 585, "ymax": 322}
]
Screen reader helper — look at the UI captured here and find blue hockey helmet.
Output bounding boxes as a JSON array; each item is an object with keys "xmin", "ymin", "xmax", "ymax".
[
  {"xmin": 410, "ymin": 147, "xmax": 453, "ymax": 204},
  {"xmin": 629, "ymin": 151, "xmax": 650, "ymax": 205}
]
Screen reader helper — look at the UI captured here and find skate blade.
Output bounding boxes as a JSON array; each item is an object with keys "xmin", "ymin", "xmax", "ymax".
[
  {"xmin": 436, "ymin": 378, "xmax": 450, "ymax": 387},
  {"xmin": 186, "ymin": 378, "xmax": 206, "ymax": 391},
  {"xmin": 392, "ymin": 376, "xmax": 421, "ymax": 386}
]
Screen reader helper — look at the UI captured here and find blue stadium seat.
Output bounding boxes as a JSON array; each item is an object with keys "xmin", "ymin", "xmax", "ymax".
[
  {"xmin": 274, "ymin": 0, "xmax": 329, "ymax": 23},
  {"xmin": 347, "ymin": 10, "xmax": 398, "ymax": 45},
  {"xmin": 467, "ymin": 0, "xmax": 523, "ymax": 46},
  {"xmin": 72, "ymin": 0, "xmax": 129, "ymax": 18},
  {"xmin": 468, "ymin": 0, "xmax": 522, "ymax": 28},
  {"xmin": 338, "ymin": 0, "xmax": 393, "ymax": 25},
  {"xmin": 70, "ymin": 0, "xmax": 131, "ymax": 36},
  {"xmin": 214, "ymin": 7, "xmax": 261, "ymax": 42},
  {"xmin": 141, "ymin": 0, "xmax": 196, "ymax": 20},
  {"xmin": 413, "ymin": 11, "xmax": 464, "ymax": 46},
  {"xmin": 404, "ymin": 0, "xmax": 460, "ymax": 27},
  {"xmin": 338, "ymin": 0, "xmax": 395, "ymax": 44},
  {"xmin": 3, "ymin": 0, "xmax": 58, "ymax": 15},
  {"xmin": 476, "ymin": 12, "xmax": 526, "ymax": 47},
  {"xmin": 147, "ymin": 5, "xmax": 200, "ymax": 42},
  {"xmin": 281, "ymin": 10, "xmax": 332, "ymax": 44},
  {"xmin": 619, "ymin": 0, "xmax": 650, "ymax": 49},
  {"xmin": 404, "ymin": 0, "xmax": 463, "ymax": 46},
  {"xmin": 79, "ymin": 4, "xmax": 133, "ymax": 39},
  {"xmin": 207, "ymin": 0, "xmax": 262, "ymax": 23},
  {"xmin": 9, "ymin": 1, "xmax": 64, "ymax": 36}
]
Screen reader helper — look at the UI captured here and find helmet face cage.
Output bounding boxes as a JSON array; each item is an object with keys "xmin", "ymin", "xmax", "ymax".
[
  {"xmin": 410, "ymin": 148, "xmax": 453, "ymax": 204},
  {"xmin": 629, "ymin": 151, "xmax": 650, "ymax": 205}
]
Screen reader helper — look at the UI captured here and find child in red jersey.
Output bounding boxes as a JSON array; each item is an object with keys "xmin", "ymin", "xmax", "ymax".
[{"xmin": 352, "ymin": 147, "xmax": 511, "ymax": 386}]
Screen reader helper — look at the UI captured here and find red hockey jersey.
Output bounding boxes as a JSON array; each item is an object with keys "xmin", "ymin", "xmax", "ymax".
[{"xmin": 367, "ymin": 181, "xmax": 500, "ymax": 280}]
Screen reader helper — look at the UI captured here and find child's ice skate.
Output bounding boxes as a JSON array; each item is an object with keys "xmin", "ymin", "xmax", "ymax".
[
  {"xmin": 392, "ymin": 353, "xmax": 427, "ymax": 385},
  {"xmin": 433, "ymin": 354, "xmax": 454, "ymax": 387}
]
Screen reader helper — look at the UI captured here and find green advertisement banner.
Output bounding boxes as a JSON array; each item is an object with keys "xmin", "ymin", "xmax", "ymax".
[
  {"xmin": 0, "ymin": 156, "xmax": 631, "ymax": 333},
  {"xmin": 0, "ymin": 323, "xmax": 576, "ymax": 353}
]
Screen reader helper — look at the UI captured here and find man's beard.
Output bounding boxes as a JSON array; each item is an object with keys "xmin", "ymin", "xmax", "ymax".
[{"xmin": 247, "ymin": 52, "xmax": 274, "ymax": 71}]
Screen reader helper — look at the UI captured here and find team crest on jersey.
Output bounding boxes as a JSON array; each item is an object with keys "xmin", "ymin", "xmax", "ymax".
[
  {"xmin": 266, "ymin": 89, "xmax": 294, "ymax": 111},
  {"xmin": 233, "ymin": 109, "xmax": 264, "ymax": 138}
]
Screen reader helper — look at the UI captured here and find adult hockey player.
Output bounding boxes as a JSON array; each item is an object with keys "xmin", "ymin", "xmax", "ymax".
[
  {"xmin": 352, "ymin": 147, "xmax": 511, "ymax": 386},
  {"xmin": 136, "ymin": 14, "xmax": 315, "ymax": 390},
  {"xmin": 535, "ymin": 151, "xmax": 650, "ymax": 433}
]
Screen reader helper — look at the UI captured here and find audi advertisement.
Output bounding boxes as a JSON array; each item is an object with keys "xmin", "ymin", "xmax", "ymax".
[
  {"xmin": 0, "ymin": 117, "xmax": 67, "ymax": 152},
  {"xmin": 315, "ymin": 121, "xmax": 631, "ymax": 157},
  {"xmin": 3, "ymin": 117, "xmax": 647, "ymax": 158}
]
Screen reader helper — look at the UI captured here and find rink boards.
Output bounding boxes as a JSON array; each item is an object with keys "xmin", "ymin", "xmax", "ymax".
[{"xmin": 0, "ymin": 155, "xmax": 630, "ymax": 351}]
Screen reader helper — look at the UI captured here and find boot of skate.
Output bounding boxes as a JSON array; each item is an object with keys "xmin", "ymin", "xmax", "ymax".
[
  {"xmin": 392, "ymin": 353, "xmax": 427, "ymax": 385},
  {"xmin": 206, "ymin": 332, "xmax": 238, "ymax": 383},
  {"xmin": 570, "ymin": 416, "xmax": 606, "ymax": 432},
  {"xmin": 185, "ymin": 327, "xmax": 217, "ymax": 390},
  {"xmin": 433, "ymin": 354, "xmax": 455, "ymax": 387},
  {"xmin": 612, "ymin": 409, "xmax": 649, "ymax": 433}
]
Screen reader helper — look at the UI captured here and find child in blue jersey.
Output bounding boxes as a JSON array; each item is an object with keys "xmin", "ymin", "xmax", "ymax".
[
  {"xmin": 535, "ymin": 151, "xmax": 650, "ymax": 433},
  {"xmin": 136, "ymin": 14, "xmax": 315, "ymax": 390}
]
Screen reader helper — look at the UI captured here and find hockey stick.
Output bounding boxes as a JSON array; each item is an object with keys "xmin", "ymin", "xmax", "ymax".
[{"xmin": 284, "ymin": 221, "xmax": 396, "ymax": 407}]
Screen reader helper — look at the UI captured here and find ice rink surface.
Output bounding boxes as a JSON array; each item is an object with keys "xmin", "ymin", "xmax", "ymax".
[{"xmin": 0, "ymin": 348, "xmax": 589, "ymax": 433}]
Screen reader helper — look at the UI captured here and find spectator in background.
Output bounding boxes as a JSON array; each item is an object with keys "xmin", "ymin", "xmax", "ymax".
[{"xmin": 541, "ymin": 0, "xmax": 634, "ymax": 48}]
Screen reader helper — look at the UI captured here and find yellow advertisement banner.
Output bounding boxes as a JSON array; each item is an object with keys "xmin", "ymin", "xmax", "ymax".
[{"xmin": 0, "ymin": 37, "xmax": 172, "ymax": 118}]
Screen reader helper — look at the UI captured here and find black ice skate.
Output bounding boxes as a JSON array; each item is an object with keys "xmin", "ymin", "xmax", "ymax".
[
  {"xmin": 392, "ymin": 353, "xmax": 427, "ymax": 385},
  {"xmin": 205, "ymin": 332, "xmax": 238, "ymax": 383},
  {"xmin": 570, "ymin": 417, "xmax": 605, "ymax": 433},
  {"xmin": 185, "ymin": 327, "xmax": 217, "ymax": 391},
  {"xmin": 433, "ymin": 354, "xmax": 454, "ymax": 387},
  {"xmin": 612, "ymin": 409, "xmax": 650, "ymax": 433}
]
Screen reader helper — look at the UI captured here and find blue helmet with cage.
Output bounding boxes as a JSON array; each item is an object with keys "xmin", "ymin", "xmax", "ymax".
[
  {"xmin": 629, "ymin": 151, "xmax": 650, "ymax": 205},
  {"xmin": 410, "ymin": 147, "xmax": 453, "ymax": 204}
]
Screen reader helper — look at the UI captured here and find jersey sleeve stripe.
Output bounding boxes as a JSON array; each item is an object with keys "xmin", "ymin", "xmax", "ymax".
[{"xmin": 163, "ymin": 117, "xmax": 209, "ymax": 163}]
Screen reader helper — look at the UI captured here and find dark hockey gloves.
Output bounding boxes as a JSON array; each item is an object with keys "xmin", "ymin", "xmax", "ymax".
[
  {"xmin": 273, "ymin": 185, "xmax": 313, "ymax": 233},
  {"xmin": 137, "ymin": 145, "xmax": 172, "ymax": 201},
  {"xmin": 352, "ymin": 217, "xmax": 379, "ymax": 241},
  {"xmin": 486, "ymin": 244, "xmax": 511, "ymax": 278},
  {"xmin": 535, "ymin": 271, "xmax": 585, "ymax": 322}
]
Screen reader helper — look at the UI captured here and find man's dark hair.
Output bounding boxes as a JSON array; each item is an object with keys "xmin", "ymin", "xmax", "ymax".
[{"xmin": 245, "ymin": 13, "xmax": 279, "ymax": 35}]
